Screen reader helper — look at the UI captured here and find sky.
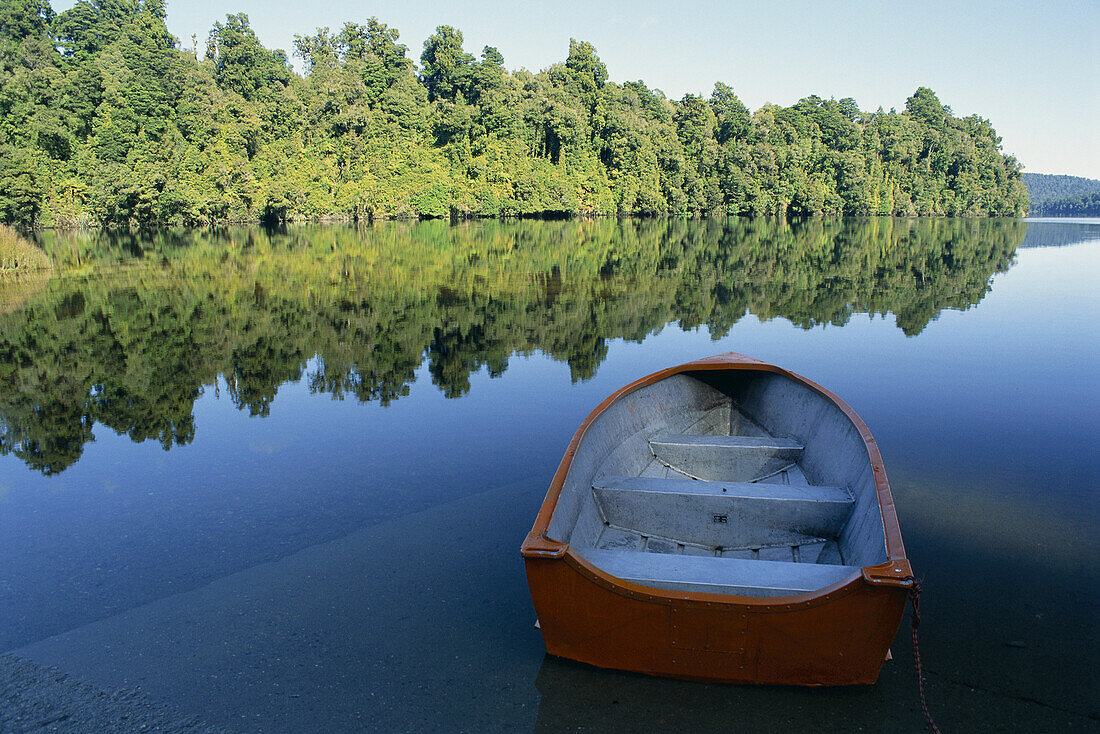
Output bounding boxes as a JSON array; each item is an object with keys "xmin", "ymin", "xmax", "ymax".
[{"xmin": 53, "ymin": 0, "xmax": 1100, "ymax": 179}]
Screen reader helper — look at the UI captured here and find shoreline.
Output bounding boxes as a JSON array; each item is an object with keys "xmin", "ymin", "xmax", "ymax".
[
  {"xmin": 18, "ymin": 211, "xmax": 1043, "ymax": 234},
  {"xmin": 0, "ymin": 653, "xmax": 223, "ymax": 733}
]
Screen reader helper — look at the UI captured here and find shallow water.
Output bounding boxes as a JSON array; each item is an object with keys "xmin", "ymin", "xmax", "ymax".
[{"xmin": 1, "ymin": 218, "xmax": 1097, "ymax": 731}]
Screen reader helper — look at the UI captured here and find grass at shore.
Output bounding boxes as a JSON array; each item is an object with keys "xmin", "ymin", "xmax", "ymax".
[{"xmin": 0, "ymin": 225, "xmax": 51, "ymax": 273}]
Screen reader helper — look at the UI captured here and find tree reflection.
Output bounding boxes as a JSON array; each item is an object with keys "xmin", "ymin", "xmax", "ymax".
[{"xmin": 0, "ymin": 217, "xmax": 1024, "ymax": 474}]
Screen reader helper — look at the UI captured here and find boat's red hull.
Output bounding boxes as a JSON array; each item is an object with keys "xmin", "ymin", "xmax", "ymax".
[
  {"xmin": 525, "ymin": 549, "xmax": 907, "ymax": 685},
  {"xmin": 521, "ymin": 352, "xmax": 912, "ymax": 685}
]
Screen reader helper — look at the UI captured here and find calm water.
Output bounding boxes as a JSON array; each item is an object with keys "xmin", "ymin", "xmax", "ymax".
[{"xmin": 1, "ymin": 218, "xmax": 1097, "ymax": 732}]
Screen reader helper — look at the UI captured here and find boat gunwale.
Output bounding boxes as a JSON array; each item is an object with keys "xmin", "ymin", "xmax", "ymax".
[{"xmin": 521, "ymin": 351, "xmax": 912, "ymax": 607}]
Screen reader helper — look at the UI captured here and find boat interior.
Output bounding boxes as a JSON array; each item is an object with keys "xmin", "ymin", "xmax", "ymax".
[{"xmin": 547, "ymin": 369, "xmax": 889, "ymax": 598}]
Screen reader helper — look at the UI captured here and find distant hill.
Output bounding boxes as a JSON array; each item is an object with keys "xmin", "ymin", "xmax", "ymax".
[{"xmin": 1023, "ymin": 173, "xmax": 1100, "ymax": 215}]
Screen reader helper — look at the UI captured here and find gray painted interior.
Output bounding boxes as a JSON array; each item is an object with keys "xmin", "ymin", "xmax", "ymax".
[
  {"xmin": 592, "ymin": 475, "xmax": 853, "ymax": 548},
  {"xmin": 648, "ymin": 434, "xmax": 804, "ymax": 481},
  {"xmin": 580, "ymin": 548, "xmax": 861, "ymax": 597},
  {"xmin": 547, "ymin": 370, "xmax": 887, "ymax": 597}
]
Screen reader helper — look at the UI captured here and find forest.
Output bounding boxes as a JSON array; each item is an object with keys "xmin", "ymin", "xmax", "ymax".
[
  {"xmin": 0, "ymin": 0, "xmax": 1030, "ymax": 227},
  {"xmin": 1, "ymin": 217, "xmax": 1026, "ymax": 474},
  {"xmin": 1029, "ymin": 193, "xmax": 1100, "ymax": 217},
  {"xmin": 1022, "ymin": 174, "xmax": 1100, "ymax": 217}
]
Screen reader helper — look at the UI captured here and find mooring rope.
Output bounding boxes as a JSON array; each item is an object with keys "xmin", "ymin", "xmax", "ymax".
[{"xmin": 903, "ymin": 576, "xmax": 942, "ymax": 734}]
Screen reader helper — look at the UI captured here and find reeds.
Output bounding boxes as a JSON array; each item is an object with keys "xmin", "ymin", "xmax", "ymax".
[{"xmin": 0, "ymin": 225, "xmax": 51, "ymax": 273}]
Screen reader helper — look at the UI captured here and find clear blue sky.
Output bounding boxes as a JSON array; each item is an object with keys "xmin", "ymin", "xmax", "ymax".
[{"xmin": 55, "ymin": 0, "xmax": 1100, "ymax": 179}]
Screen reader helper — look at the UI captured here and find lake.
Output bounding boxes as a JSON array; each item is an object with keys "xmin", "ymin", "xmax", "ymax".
[{"xmin": 1, "ymin": 217, "xmax": 1097, "ymax": 732}]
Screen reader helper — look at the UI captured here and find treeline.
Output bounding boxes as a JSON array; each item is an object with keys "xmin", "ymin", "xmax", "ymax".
[
  {"xmin": 1023, "ymin": 173, "xmax": 1100, "ymax": 202},
  {"xmin": 1031, "ymin": 193, "xmax": 1100, "ymax": 217},
  {"xmin": 0, "ymin": 0, "xmax": 1029, "ymax": 227},
  {"xmin": 1022, "ymin": 173, "xmax": 1100, "ymax": 216},
  {"xmin": 0, "ymin": 217, "xmax": 1025, "ymax": 474}
]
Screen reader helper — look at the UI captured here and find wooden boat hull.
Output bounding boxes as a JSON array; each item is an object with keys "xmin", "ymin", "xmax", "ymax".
[{"xmin": 521, "ymin": 352, "xmax": 912, "ymax": 686}]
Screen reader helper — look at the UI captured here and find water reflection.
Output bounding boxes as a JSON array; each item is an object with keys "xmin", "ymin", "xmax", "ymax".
[
  {"xmin": 2, "ymin": 218, "xmax": 1025, "ymax": 475},
  {"xmin": 1019, "ymin": 219, "xmax": 1100, "ymax": 248}
]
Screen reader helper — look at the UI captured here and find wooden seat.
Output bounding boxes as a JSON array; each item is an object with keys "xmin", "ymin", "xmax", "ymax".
[
  {"xmin": 649, "ymin": 433, "xmax": 803, "ymax": 481},
  {"xmin": 579, "ymin": 547, "xmax": 861, "ymax": 597},
  {"xmin": 592, "ymin": 475, "xmax": 853, "ymax": 548}
]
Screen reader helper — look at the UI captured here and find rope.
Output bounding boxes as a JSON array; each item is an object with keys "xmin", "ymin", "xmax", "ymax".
[
  {"xmin": 748, "ymin": 461, "xmax": 798, "ymax": 483},
  {"xmin": 904, "ymin": 576, "xmax": 942, "ymax": 734},
  {"xmin": 655, "ymin": 457, "xmax": 799, "ymax": 484}
]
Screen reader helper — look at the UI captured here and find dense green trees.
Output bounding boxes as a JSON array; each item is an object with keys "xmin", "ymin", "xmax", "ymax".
[
  {"xmin": 0, "ymin": 2, "xmax": 1028, "ymax": 227},
  {"xmin": 1022, "ymin": 173, "xmax": 1100, "ymax": 205},
  {"xmin": 1030, "ymin": 192, "xmax": 1100, "ymax": 217},
  {"xmin": 1023, "ymin": 173, "xmax": 1100, "ymax": 216}
]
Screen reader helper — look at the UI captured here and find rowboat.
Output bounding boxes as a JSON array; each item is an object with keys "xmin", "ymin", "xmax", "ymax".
[{"xmin": 521, "ymin": 352, "xmax": 913, "ymax": 685}]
